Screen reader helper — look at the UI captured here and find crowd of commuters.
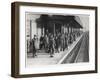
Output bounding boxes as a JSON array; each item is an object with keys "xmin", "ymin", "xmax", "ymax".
[{"xmin": 29, "ymin": 30, "xmax": 82, "ymax": 58}]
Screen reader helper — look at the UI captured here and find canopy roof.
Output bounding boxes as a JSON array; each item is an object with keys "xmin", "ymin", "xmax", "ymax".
[
  {"xmin": 69, "ymin": 19, "xmax": 83, "ymax": 28},
  {"xmin": 36, "ymin": 15, "xmax": 83, "ymax": 29}
]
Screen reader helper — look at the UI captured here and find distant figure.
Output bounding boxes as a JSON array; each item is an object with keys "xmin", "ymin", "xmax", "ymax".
[
  {"xmin": 68, "ymin": 33, "xmax": 73, "ymax": 44},
  {"xmin": 73, "ymin": 32, "xmax": 76, "ymax": 41},
  {"xmin": 45, "ymin": 30, "xmax": 49, "ymax": 36},
  {"xmin": 39, "ymin": 34, "xmax": 45, "ymax": 49},
  {"xmin": 65, "ymin": 33, "xmax": 68, "ymax": 49}
]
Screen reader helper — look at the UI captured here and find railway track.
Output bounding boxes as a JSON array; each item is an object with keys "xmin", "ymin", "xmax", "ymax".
[
  {"xmin": 75, "ymin": 31, "xmax": 89, "ymax": 62},
  {"xmin": 62, "ymin": 31, "xmax": 89, "ymax": 64}
]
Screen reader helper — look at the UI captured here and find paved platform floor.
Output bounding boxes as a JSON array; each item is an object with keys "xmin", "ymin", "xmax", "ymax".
[{"xmin": 26, "ymin": 35, "xmax": 83, "ymax": 67}]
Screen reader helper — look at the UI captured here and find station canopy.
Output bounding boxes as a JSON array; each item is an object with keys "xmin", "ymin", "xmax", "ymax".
[
  {"xmin": 69, "ymin": 19, "xmax": 83, "ymax": 29},
  {"xmin": 36, "ymin": 15, "xmax": 83, "ymax": 29}
]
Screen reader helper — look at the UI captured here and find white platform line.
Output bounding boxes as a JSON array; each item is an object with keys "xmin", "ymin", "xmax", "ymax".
[{"xmin": 57, "ymin": 34, "xmax": 83, "ymax": 64}]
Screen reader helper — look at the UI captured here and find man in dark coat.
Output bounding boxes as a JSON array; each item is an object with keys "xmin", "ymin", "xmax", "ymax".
[
  {"xmin": 49, "ymin": 34, "xmax": 55, "ymax": 57},
  {"xmin": 44, "ymin": 34, "xmax": 49, "ymax": 53},
  {"xmin": 60, "ymin": 33, "xmax": 65, "ymax": 51},
  {"xmin": 32, "ymin": 35, "xmax": 37, "ymax": 58}
]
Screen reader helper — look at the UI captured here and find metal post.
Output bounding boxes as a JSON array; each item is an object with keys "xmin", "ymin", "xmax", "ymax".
[
  {"xmin": 54, "ymin": 23, "xmax": 55, "ymax": 36},
  {"xmin": 30, "ymin": 20, "xmax": 32, "ymax": 40}
]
